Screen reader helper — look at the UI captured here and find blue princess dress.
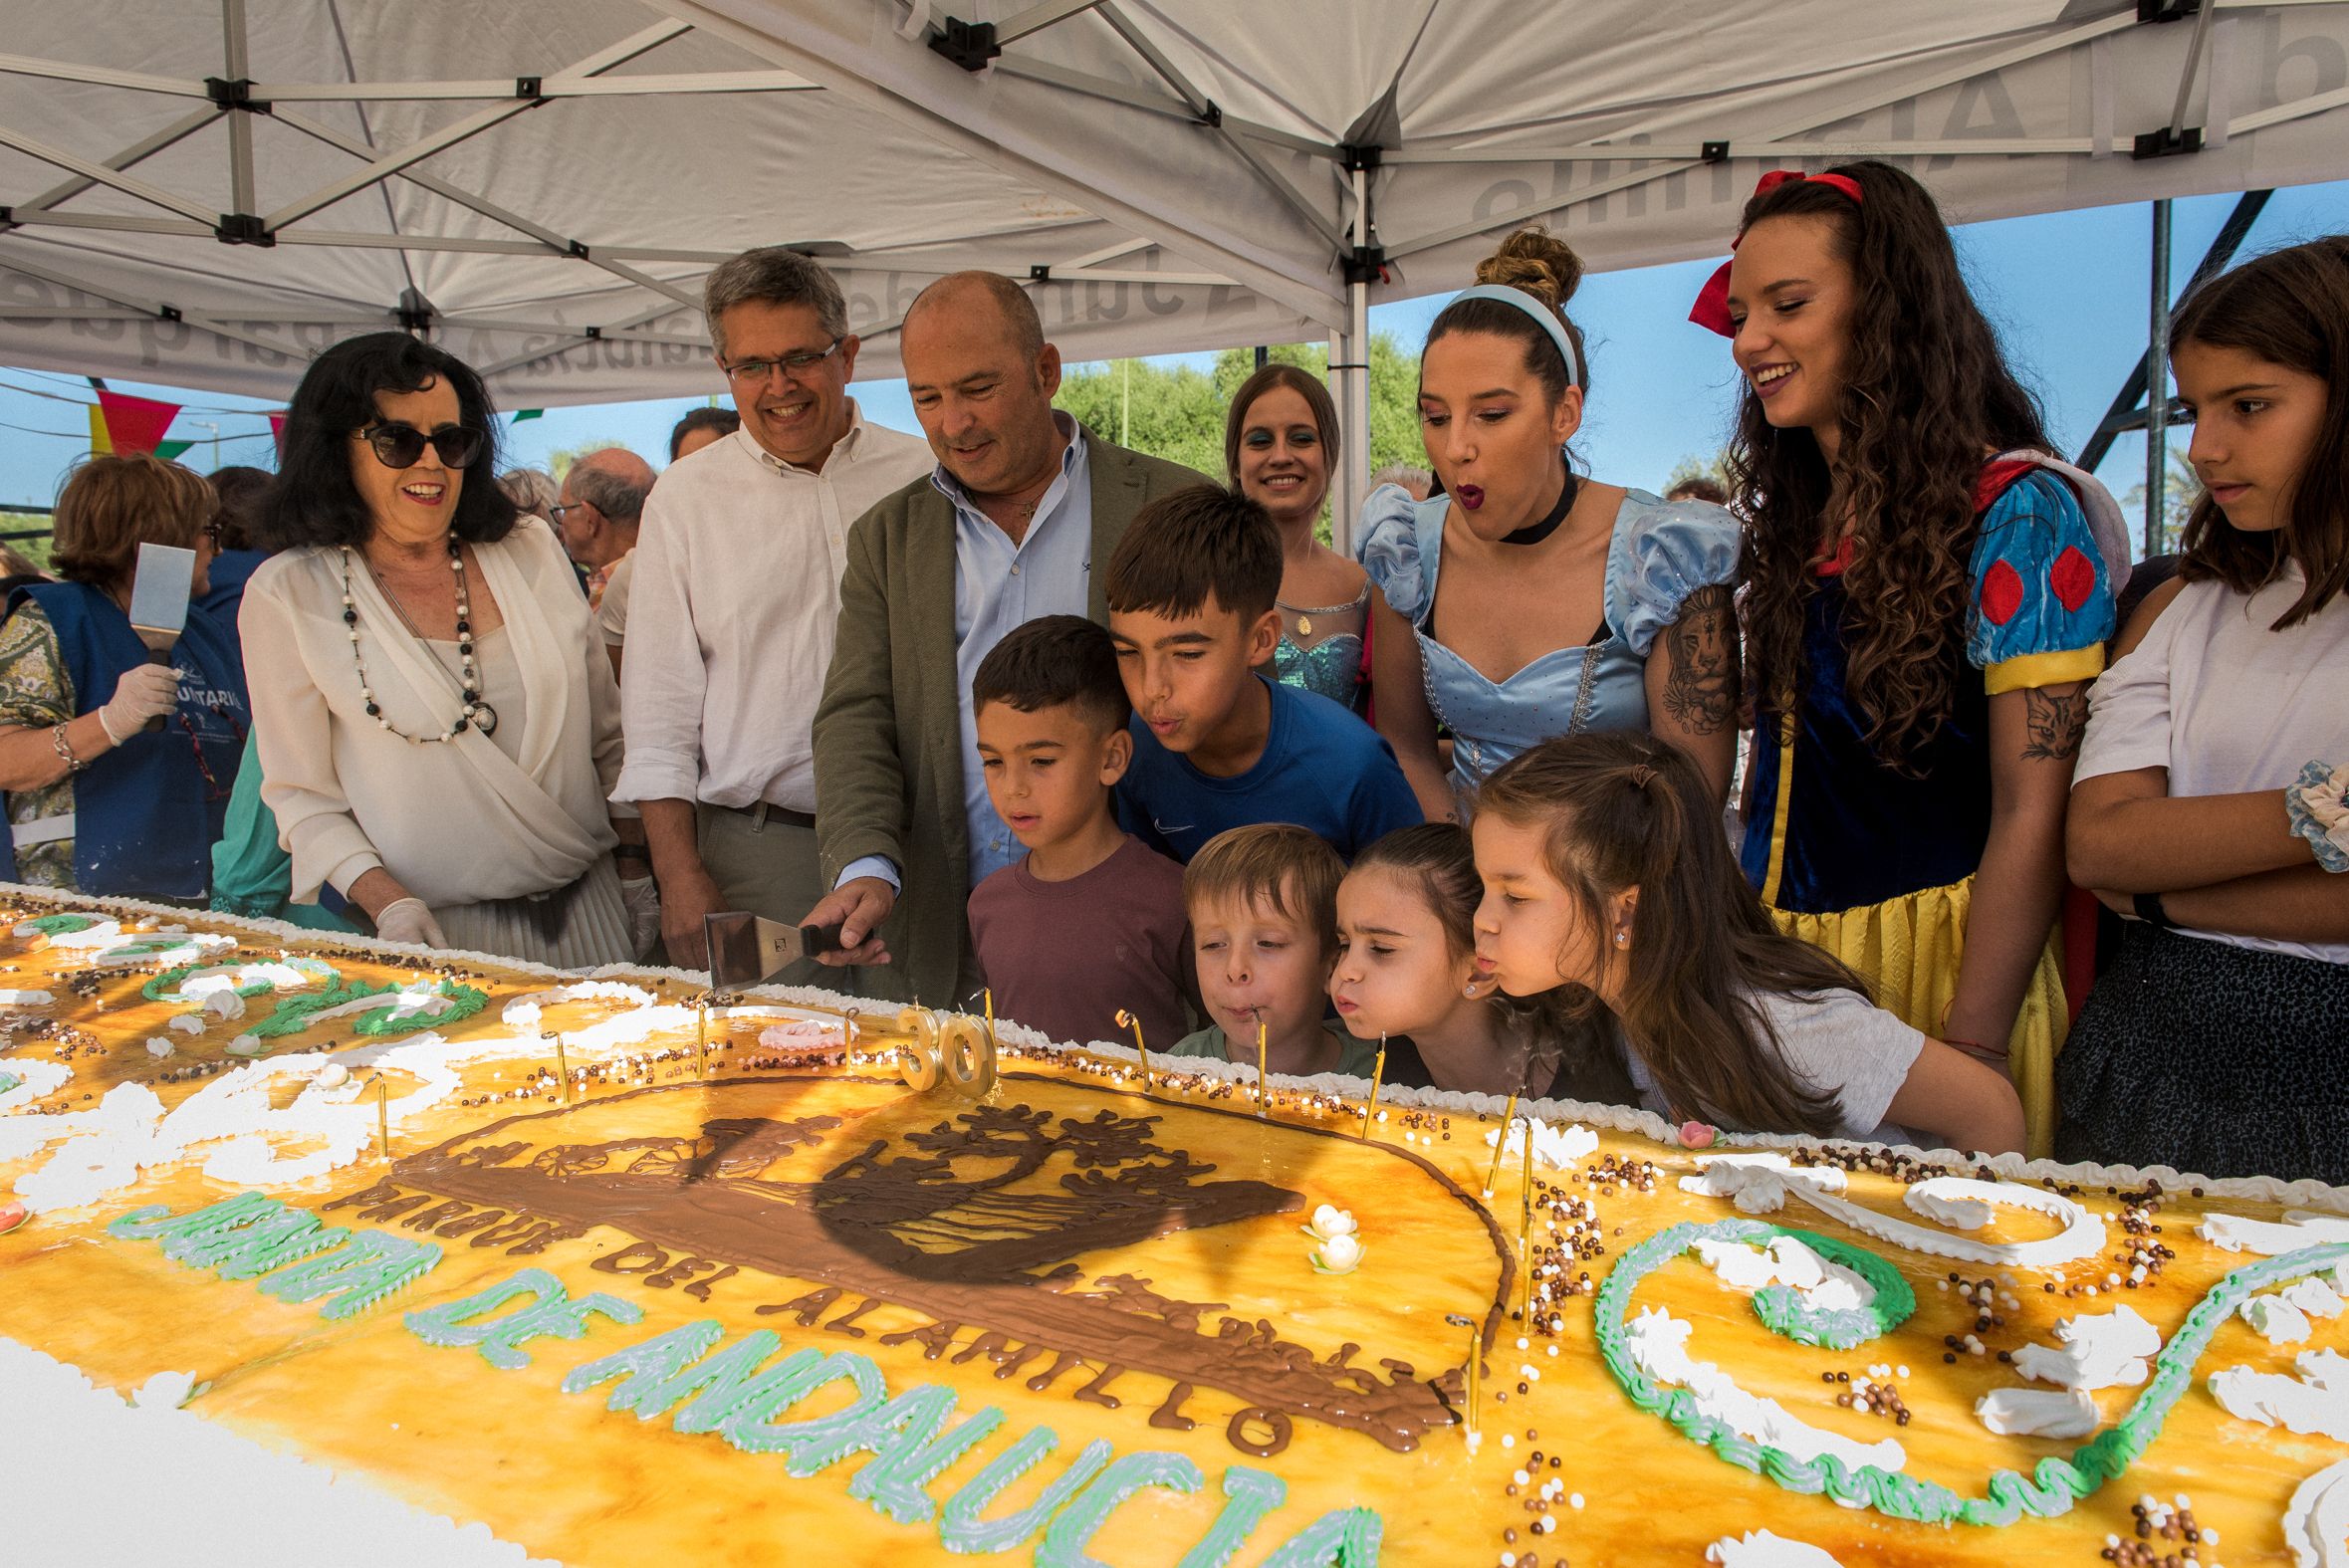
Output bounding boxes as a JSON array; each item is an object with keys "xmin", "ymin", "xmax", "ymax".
[
  {"xmin": 1272, "ymin": 584, "xmax": 1370, "ymax": 708},
  {"xmin": 1355, "ymin": 484, "xmax": 1741, "ymax": 803},
  {"xmin": 1740, "ymin": 457, "xmax": 2123, "ymax": 1158}
]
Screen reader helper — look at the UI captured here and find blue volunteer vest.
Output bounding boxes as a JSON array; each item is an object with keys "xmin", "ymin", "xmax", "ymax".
[{"xmin": 5, "ymin": 580, "xmax": 250, "ymax": 899}]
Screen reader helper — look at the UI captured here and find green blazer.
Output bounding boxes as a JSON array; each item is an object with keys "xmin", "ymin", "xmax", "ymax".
[{"xmin": 814, "ymin": 429, "xmax": 1210, "ymax": 1008}]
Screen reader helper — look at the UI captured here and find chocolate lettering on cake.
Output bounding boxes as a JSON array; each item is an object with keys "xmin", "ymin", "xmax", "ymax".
[{"xmin": 390, "ymin": 1072, "xmax": 1511, "ymax": 1454}]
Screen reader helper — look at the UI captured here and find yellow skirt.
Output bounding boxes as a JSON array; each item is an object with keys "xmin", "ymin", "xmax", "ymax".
[{"xmin": 1767, "ymin": 874, "xmax": 2066, "ymax": 1160}]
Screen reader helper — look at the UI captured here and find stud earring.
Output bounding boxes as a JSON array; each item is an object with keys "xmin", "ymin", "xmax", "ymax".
[{"xmin": 1614, "ymin": 931, "xmax": 1629, "ymax": 947}]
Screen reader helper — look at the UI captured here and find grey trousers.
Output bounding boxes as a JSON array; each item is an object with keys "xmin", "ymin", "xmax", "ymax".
[{"xmin": 693, "ymin": 802, "xmax": 830, "ymax": 989}]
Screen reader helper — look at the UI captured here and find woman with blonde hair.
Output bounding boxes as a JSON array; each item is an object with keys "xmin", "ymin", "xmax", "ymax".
[{"xmin": 0, "ymin": 453, "xmax": 248, "ymax": 897}]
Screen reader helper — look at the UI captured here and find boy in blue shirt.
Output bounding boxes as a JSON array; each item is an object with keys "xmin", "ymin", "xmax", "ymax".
[{"xmin": 1106, "ymin": 486, "xmax": 1421, "ymax": 862}]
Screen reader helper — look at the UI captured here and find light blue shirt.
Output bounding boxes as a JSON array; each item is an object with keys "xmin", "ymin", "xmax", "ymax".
[{"xmin": 836, "ymin": 415, "xmax": 1093, "ymax": 897}]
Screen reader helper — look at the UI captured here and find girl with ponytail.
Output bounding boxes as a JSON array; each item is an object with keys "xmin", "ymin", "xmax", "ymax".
[{"xmin": 1471, "ymin": 732, "xmax": 2023, "ymax": 1154}]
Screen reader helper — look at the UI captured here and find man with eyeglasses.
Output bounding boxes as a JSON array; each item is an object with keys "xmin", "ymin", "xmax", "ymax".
[
  {"xmin": 802, "ymin": 272, "xmax": 1211, "ymax": 1008},
  {"xmin": 551, "ymin": 448, "xmax": 652, "ymax": 612},
  {"xmin": 611, "ymin": 248, "xmax": 931, "ymax": 974}
]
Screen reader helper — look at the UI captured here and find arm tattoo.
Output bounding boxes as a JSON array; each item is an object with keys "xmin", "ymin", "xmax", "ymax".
[
  {"xmin": 2020, "ymin": 686, "xmax": 2089, "ymax": 762},
  {"xmin": 1660, "ymin": 584, "xmax": 1739, "ymax": 738}
]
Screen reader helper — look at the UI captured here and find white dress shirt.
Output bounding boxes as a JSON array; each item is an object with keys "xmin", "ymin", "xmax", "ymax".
[
  {"xmin": 242, "ymin": 517, "xmax": 622, "ymax": 908},
  {"xmin": 612, "ymin": 410, "xmax": 933, "ymax": 812}
]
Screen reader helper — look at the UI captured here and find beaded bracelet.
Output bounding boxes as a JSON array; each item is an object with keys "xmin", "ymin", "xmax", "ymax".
[
  {"xmin": 49, "ymin": 722, "xmax": 85, "ymax": 775},
  {"xmin": 2286, "ymin": 759, "xmax": 2349, "ymax": 873}
]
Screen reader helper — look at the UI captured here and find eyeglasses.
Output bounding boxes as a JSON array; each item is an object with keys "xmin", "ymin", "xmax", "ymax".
[
  {"xmin": 548, "ymin": 502, "xmax": 594, "ymax": 525},
  {"xmin": 722, "ymin": 338, "xmax": 845, "ymax": 385},
  {"xmin": 355, "ymin": 422, "xmax": 485, "ymax": 470}
]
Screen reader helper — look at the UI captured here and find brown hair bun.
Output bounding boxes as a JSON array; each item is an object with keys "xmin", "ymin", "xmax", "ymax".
[{"xmin": 1474, "ymin": 226, "xmax": 1586, "ymax": 312}]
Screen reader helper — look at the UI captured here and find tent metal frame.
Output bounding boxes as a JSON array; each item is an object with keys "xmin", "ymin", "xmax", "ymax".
[{"xmin": 0, "ymin": 0, "xmax": 2338, "ymax": 521}]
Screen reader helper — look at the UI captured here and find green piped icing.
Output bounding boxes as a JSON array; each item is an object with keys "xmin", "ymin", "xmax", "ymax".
[
  {"xmin": 813, "ymin": 1385, "xmax": 1006, "ymax": 1523},
  {"xmin": 561, "ymin": 1319, "xmax": 726, "ymax": 1412},
  {"xmin": 1596, "ymin": 1216, "xmax": 2349, "ymax": 1528},
  {"xmin": 716, "ymin": 1351, "xmax": 887, "ymax": 1457},
  {"xmin": 939, "ymin": 1430, "xmax": 1113, "ymax": 1555},
  {"xmin": 1254, "ymin": 1505, "xmax": 1385, "ymax": 1567},
  {"xmin": 403, "ymin": 1267, "xmax": 641, "ymax": 1370},
  {"xmin": 1176, "ymin": 1465, "xmax": 1289, "ymax": 1568},
  {"xmin": 1730, "ymin": 1224, "xmax": 1917, "ymax": 1350},
  {"xmin": 95, "ymin": 936, "xmax": 212, "ymax": 963},
  {"xmin": 0, "ymin": 1070, "xmax": 19, "ymax": 1095},
  {"xmin": 116, "ymin": 1195, "xmax": 436, "ymax": 1319},
  {"xmin": 142, "ymin": 958, "xmax": 336, "ymax": 1007},
  {"xmin": 248, "ymin": 978, "xmax": 489, "ymax": 1040},
  {"xmin": 21, "ymin": 914, "xmax": 99, "ymax": 935},
  {"xmin": 254, "ymin": 1230, "xmax": 441, "ymax": 1319},
  {"xmin": 1036, "ymin": 1451, "xmax": 1205, "ymax": 1568},
  {"xmin": 109, "ymin": 1192, "xmax": 347, "ymax": 1279}
]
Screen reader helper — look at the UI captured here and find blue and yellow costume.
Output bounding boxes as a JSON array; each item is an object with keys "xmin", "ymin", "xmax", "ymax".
[{"xmin": 1741, "ymin": 458, "xmax": 2119, "ymax": 1156}]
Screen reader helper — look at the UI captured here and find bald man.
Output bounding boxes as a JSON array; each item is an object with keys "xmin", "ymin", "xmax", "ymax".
[
  {"xmin": 554, "ymin": 447, "xmax": 653, "ymax": 608},
  {"xmin": 804, "ymin": 271, "xmax": 1211, "ymax": 1007}
]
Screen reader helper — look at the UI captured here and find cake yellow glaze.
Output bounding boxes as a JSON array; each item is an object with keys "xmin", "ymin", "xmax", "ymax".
[{"xmin": 4, "ymin": 888, "xmax": 2348, "ymax": 1567}]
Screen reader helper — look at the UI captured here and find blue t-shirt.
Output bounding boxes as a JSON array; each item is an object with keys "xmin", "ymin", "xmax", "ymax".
[{"xmin": 1116, "ymin": 675, "xmax": 1423, "ymax": 862}]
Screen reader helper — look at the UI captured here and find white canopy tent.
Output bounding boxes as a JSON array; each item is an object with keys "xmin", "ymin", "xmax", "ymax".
[{"xmin": 5, "ymin": 0, "xmax": 2348, "ymax": 534}]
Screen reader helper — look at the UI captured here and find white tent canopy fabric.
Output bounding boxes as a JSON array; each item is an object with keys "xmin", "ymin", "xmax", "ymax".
[{"xmin": 5, "ymin": 0, "xmax": 2349, "ymax": 523}]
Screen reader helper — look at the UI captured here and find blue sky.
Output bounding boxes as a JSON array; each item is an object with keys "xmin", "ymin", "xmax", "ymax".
[{"xmin": 8, "ymin": 180, "xmax": 2349, "ymax": 541}]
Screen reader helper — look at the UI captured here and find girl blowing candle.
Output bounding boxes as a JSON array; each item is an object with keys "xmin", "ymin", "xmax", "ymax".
[{"xmin": 1470, "ymin": 733, "xmax": 2023, "ymax": 1157}]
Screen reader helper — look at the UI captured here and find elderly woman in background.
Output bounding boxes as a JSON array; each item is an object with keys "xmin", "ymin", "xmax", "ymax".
[
  {"xmin": 243, "ymin": 333, "xmax": 631, "ymax": 964},
  {"xmin": 1224, "ymin": 362, "xmax": 1371, "ymax": 709},
  {"xmin": 0, "ymin": 453, "xmax": 248, "ymax": 898}
]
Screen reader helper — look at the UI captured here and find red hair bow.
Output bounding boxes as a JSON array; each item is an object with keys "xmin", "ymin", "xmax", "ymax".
[{"xmin": 1687, "ymin": 170, "xmax": 1863, "ymax": 337}]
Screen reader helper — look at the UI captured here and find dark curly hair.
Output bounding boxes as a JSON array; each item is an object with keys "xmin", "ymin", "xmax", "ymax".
[
  {"xmin": 1726, "ymin": 161, "xmax": 2047, "ymax": 770},
  {"xmin": 2168, "ymin": 237, "xmax": 2349, "ymax": 628},
  {"xmin": 263, "ymin": 333, "xmax": 517, "ymax": 552}
]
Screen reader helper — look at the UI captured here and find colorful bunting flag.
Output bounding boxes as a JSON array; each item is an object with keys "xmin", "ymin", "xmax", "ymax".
[{"xmin": 94, "ymin": 390, "xmax": 180, "ymax": 455}]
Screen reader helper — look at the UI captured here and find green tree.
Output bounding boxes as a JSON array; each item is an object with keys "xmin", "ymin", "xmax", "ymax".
[
  {"xmin": 2122, "ymin": 443, "xmax": 2200, "ymax": 556},
  {"xmin": 1664, "ymin": 450, "xmax": 1733, "ymax": 497},
  {"xmin": 1054, "ymin": 332, "xmax": 1425, "ymax": 495},
  {"xmin": 542, "ymin": 439, "xmax": 632, "ymax": 482}
]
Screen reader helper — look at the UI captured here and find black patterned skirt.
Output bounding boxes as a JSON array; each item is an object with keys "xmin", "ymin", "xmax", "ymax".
[{"xmin": 2055, "ymin": 922, "xmax": 2349, "ymax": 1185}]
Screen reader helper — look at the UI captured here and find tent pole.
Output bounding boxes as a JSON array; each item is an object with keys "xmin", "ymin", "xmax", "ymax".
[
  {"xmin": 2146, "ymin": 197, "xmax": 2173, "ymax": 560},
  {"xmin": 1331, "ymin": 162, "xmax": 1371, "ymax": 556}
]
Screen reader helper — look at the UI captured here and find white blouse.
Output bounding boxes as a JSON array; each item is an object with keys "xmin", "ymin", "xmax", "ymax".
[
  {"xmin": 2077, "ymin": 565, "xmax": 2349, "ymax": 963},
  {"xmin": 242, "ymin": 516, "xmax": 622, "ymax": 909}
]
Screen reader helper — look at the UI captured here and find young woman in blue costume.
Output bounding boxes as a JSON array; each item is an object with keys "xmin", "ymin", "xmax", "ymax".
[
  {"xmin": 1703, "ymin": 161, "xmax": 2127, "ymax": 1158},
  {"xmin": 1357, "ymin": 227, "xmax": 1743, "ymax": 825},
  {"xmin": 2061, "ymin": 239, "xmax": 2349, "ymax": 1183},
  {"xmin": 1223, "ymin": 363, "xmax": 1371, "ymax": 710}
]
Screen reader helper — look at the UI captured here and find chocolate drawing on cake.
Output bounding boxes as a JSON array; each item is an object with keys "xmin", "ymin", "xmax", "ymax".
[{"xmin": 385, "ymin": 1072, "xmax": 1510, "ymax": 1454}]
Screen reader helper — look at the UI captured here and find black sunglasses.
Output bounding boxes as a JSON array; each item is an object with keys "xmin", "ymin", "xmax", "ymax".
[{"xmin": 355, "ymin": 422, "xmax": 484, "ymax": 470}]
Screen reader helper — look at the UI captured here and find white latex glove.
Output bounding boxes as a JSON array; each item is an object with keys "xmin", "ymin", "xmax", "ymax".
[
  {"xmin": 374, "ymin": 897, "xmax": 448, "ymax": 950},
  {"xmin": 620, "ymin": 875, "xmax": 662, "ymax": 961},
  {"xmin": 96, "ymin": 661, "xmax": 181, "ymax": 745}
]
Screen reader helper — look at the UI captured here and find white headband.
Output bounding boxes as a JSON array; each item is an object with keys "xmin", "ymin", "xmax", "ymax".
[{"xmin": 1447, "ymin": 283, "xmax": 1583, "ymax": 390}]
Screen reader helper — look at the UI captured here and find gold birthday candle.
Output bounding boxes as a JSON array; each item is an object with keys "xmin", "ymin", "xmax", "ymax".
[
  {"xmin": 375, "ymin": 1076, "xmax": 390, "ymax": 1162},
  {"xmin": 1255, "ymin": 1016, "xmax": 1269, "ymax": 1117},
  {"xmin": 1483, "ymin": 1091, "xmax": 1520, "ymax": 1198},
  {"xmin": 555, "ymin": 1034, "xmax": 570, "ymax": 1104},
  {"xmin": 1115, "ymin": 1008, "xmax": 1150, "ymax": 1087},
  {"xmin": 696, "ymin": 999, "xmax": 709, "ymax": 1080},
  {"xmin": 1359, "ymin": 1035, "xmax": 1387, "ymax": 1139},
  {"xmin": 1521, "ymin": 1113, "xmax": 1537, "ymax": 1321}
]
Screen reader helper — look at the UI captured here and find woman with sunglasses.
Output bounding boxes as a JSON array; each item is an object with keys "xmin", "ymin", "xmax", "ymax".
[
  {"xmin": 0, "ymin": 452, "xmax": 248, "ymax": 899},
  {"xmin": 241, "ymin": 333, "xmax": 632, "ymax": 964}
]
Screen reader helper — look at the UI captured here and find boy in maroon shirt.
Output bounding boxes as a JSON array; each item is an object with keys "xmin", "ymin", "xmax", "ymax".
[{"xmin": 965, "ymin": 616, "xmax": 1190, "ymax": 1048}]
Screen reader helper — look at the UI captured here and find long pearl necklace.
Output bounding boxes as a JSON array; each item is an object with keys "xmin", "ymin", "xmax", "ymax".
[{"xmin": 338, "ymin": 538, "xmax": 498, "ymax": 743}]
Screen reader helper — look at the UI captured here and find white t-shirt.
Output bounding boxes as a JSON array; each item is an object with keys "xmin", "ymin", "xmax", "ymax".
[
  {"xmin": 1623, "ymin": 986, "xmax": 1923, "ymax": 1146},
  {"xmin": 2076, "ymin": 567, "xmax": 2349, "ymax": 964}
]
